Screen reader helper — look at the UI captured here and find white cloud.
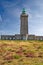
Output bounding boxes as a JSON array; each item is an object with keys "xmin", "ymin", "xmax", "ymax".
[{"xmin": 34, "ymin": 28, "xmax": 43, "ymax": 36}]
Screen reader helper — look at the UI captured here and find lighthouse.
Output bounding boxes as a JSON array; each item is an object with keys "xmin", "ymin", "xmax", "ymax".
[{"xmin": 20, "ymin": 8, "xmax": 28, "ymax": 35}]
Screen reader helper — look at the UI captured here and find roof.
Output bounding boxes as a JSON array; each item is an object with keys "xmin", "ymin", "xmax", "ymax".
[{"xmin": 22, "ymin": 8, "xmax": 26, "ymax": 14}]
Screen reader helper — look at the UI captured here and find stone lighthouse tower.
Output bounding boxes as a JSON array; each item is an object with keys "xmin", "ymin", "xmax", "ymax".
[{"xmin": 20, "ymin": 8, "xmax": 28, "ymax": 35}]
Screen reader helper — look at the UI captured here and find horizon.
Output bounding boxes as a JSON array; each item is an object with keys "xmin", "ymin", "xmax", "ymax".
[{"xmin": 0, "ymin": 0, "xmax": 43, "ymax": 36}]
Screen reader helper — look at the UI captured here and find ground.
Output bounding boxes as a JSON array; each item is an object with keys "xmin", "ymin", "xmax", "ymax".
[{"xmin": 0, "ymin": 40, "xmax": 43, "ymax": 65}]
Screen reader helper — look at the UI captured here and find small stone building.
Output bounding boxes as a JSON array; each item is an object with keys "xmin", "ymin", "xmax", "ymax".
[
  {"xmin": 28, "ymin": 35, "xmax": 35, "ymax": 40},
  {"xmin": 35, "ymin": 36, "xmax": 43, "ymax": 40},
  {"xmin": 1, "ymin": 35, "xmax": 15, "ymax": 40}
]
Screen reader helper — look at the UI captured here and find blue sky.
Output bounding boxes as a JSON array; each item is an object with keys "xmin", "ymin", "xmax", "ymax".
[{"xmin": 0, "ymin": 0, "xmax": 43, "ymax": 36}]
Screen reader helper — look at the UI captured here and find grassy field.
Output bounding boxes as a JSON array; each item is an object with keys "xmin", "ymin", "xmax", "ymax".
[{"xmin": 0, "ymin": 40, "xmax": 43, "ymax": 65}]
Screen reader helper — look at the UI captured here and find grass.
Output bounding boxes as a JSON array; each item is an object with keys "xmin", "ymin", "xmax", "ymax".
[
  {"xmin": 0, "ymin": 40, "xmax": 43, "ymax": 65},
  {"xmin": 13, "ymin": 54, "xmax": 21, "ymax": 59}
]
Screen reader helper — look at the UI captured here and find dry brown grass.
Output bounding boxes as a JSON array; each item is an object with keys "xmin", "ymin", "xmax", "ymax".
[{"xmin": 0, "ymin": 40, "xmax": 43, "ymax": 65}]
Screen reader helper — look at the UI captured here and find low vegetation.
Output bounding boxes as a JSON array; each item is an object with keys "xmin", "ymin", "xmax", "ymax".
[{"xmin": 0, "ymin": 40, "xmax": 43, "ymax": 65}]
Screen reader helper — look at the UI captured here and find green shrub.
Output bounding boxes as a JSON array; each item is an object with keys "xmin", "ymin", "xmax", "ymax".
[{"xmin": 13, "ymin": 54, "xmax": 21, "ymax": 59}]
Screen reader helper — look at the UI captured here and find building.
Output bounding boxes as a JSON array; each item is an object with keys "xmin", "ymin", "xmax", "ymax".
[
  {"xmin": 1, "ymin": 9, "xmax": 43, "ymax": 40},
  {"xmin": 1, "ymin": 35, "xmax": 15, "ymax": 40}
]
